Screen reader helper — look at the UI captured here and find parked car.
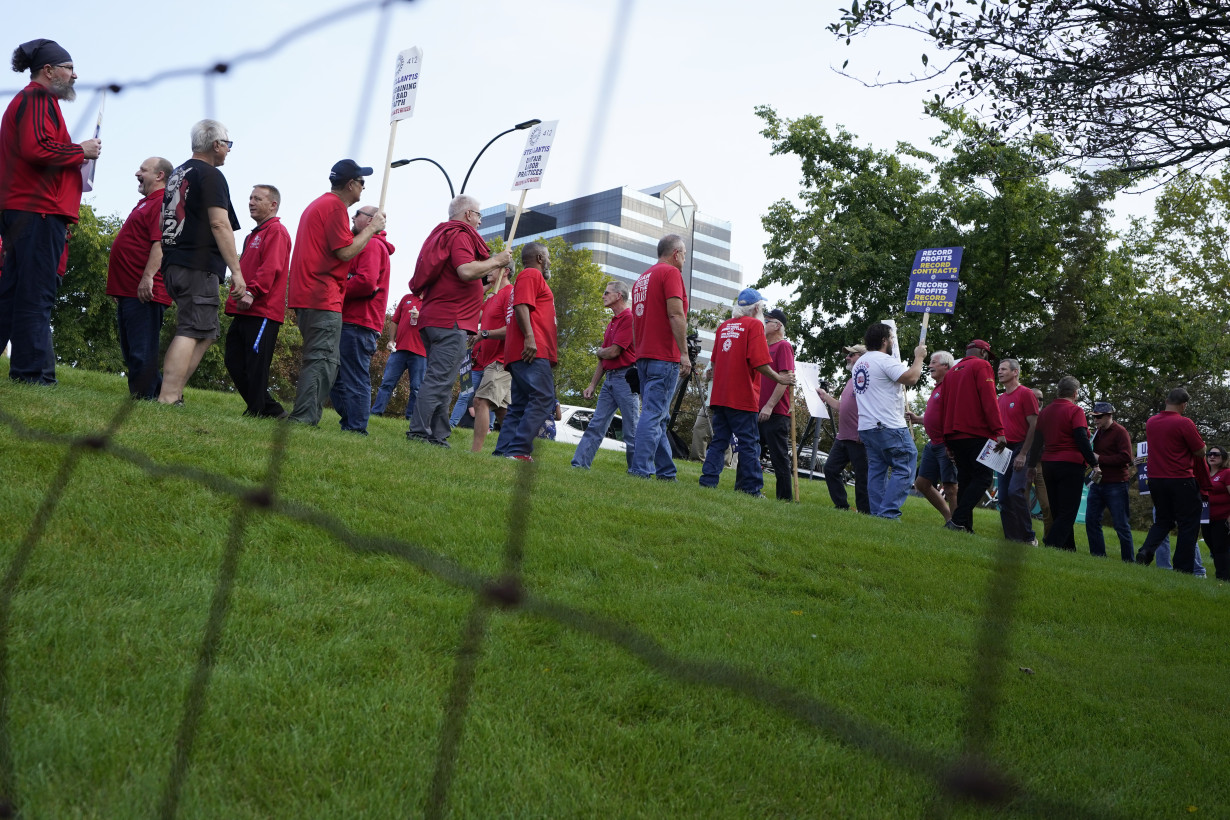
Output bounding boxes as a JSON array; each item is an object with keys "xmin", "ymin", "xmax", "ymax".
[
  {"xmin": 761, "ymin": 444, "xmax": 854, "ymax": 484},
  {"xmin": 554, "ymin": 404, "xmax": 627, "ymax": 452}
]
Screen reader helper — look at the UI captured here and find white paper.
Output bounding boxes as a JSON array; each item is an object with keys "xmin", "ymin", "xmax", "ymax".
[
  {"xmin": 511, "ymin": 120, "xmax": 558, "ymax": 191},
  {"xmin": 794, "ymin": 361, "xmax": 828, "ymax": 419},
  {"xmin": 390, "ymin": 47, "xmax": 422, "ymax": 123},
  {"xmin": 881, "ymin": 317, "xmax": 900, "ymax": 361},
  {"xmin": 976, "ymin": 439, "xmax": 1011, "ymax": 473}
]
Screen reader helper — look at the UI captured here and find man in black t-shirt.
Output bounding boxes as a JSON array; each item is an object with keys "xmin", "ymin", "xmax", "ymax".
[{"xmin": 157, "ymin": 118, "xmax": 246, "ymax": 405}]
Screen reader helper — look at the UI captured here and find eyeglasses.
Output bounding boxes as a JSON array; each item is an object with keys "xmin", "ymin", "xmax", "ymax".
[
  {"xmin": 1091, "ymin": 413, "xmax": 1108, "ymax": 419},
  {"xmin": 352, "ymin": 178, "xmax": 365, "ymax": 188},
  {"xmin": 465, "ymin": 209, "xmax": 480, "ymax": 218},
  {"xmin": 216, "ymin": 139, "xmax": 233, "ymax": 149},
  {"xmin": 1209, "ymin": 453, "xmax": 1225, "ymax": 459}
]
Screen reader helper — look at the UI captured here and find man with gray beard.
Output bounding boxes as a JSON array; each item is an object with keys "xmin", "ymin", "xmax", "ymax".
[{"xmin": 0, "ymin": 39, "xmax": 101, "ymax": 384}]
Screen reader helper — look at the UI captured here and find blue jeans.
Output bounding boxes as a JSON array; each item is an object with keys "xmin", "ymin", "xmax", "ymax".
[
  {"xmin": 572, "ymin": 366, "xmax": 639, "ymax": 469},
  {"xmin": 370, "ymin": 350, "xmax": 426, "ymax": 418},
  {"xmin": 492, "ymin": 358, "xmax": 556, "ymax": 457},
  {"xmin": 860, "ymin": 425, "xmax": 918, "ymax": 519},
  {"xmin": 329, "ymin": 323, "xmax": 379, "ymax": 433},
  {"xmin": 116, "ymin": 296, "xmax": 166, "ymax": 399},
  {"xmin": 700, "ymin": 405, "xmax": 763, "ymax": 495},
  {"xmin": 628, "ymin": 358, "xmax": 679, "ymax": 479},
  {"xmin": 0, "ymin": 211, "xmax": 66, "ymax": 384},
  {"xmin": 1084, "ymin": 480, "xmax": 1134, "ymax": 560},
  {"xmin": 450, "ymin": 368, "xmax": 482, "ymax": 426}
]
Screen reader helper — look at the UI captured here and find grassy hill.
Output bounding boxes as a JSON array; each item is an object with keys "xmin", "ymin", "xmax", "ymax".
[{"xmin": 0, "ymin": 368, "xmax": 1226, "ymax": 818}]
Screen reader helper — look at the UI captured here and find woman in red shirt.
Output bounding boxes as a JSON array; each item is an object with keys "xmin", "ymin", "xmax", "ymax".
[
  {"xmin": 1028, "ymin": 376, "xmax": 1098, "ymax": 551},
  {"xmin": 1202, "ymin": 447, "xmax": 1230, "ymax": 580}
]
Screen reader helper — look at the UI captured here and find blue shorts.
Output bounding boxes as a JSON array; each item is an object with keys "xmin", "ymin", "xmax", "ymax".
[{"xmin": 919, "ymin": 441, "xmax": 957, "ymax": 485}]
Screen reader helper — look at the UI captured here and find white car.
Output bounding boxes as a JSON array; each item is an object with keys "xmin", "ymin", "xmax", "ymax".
[{"xmin": 554, "ymin": 403, "xmax": 628, "ymax": 452}]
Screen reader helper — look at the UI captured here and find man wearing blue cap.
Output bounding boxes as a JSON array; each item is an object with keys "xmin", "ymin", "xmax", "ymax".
[
  {"xmin": 0, "ymin": 38, "xmax": 101, "ymax": 384},
  {"xmin": 287, "ymin": 159, "xmax": 386, "ymax": 425},
  {"xmin": 701, "ymin": 288, "xmax": 795, "ymax": 496}
]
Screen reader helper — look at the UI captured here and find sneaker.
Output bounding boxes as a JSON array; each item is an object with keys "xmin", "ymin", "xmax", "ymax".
[
  {"xmin": 1135, "ymin": 548, "xmax": 1155, "ymax": 566},
  {"xmin": 943, "ymin": 520, "xmax": 968, "ymax": 533},
  {"xmin": 509, "ymin": 455, "xmax": 533, "ymax": 462}
]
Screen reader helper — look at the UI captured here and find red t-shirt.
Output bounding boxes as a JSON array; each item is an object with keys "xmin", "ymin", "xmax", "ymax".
[
  {"xmin": 998, "ymin": 385, "xmax": 1040, "ymax": 444},
  {"xmin": 1036, "ymin": 398, "xmax": 1090, "ymax": 464},
  {"xmin": 409, "ymin": 221, "xmax": 490, "ymax": 333},
  {"xmin": 503, "ymin": 268, "xmax": 556, "ymax": 364},
  {"xmin": 287, "ymin": 192, "xmax": 353, "ymax": 312},
  {"xmin": 602, "ymin": 308, "xmax": 636, "ymax": 370},
  {"xmin": 473, "ymin": 284, "xmax": 511, "ymax": 369},
  {"xmin": 391, "ymin": 293, "xmax": 425, "ymax": 356},
  {"xmin": 759, "ymin": 337, "xmax": 795, "ymax": 416},
  {"xmin": 225, "ymin": 216, "xmax": 291, "ymax": 322},
  {"xmin": 631, "ymin": 262, "xmax": 687, "ymax": 362},
  {"xmin": 922, "ymin": 381, "xmax": 945, "ymax": 442},
  {"xmin": 341, "ymin": 232, "xmax": 393, "ymax": 332},
  {"xmin": 0, "ymin": 83, "xmax": 85, "ymax": 221},
  {"xmin": 106, "ymin": 189, "xmax": 171, "ymax": 305},
  {"xmin": 709, "ymin": 316, "xmax": 771, "ymax": 413},
  {"xmin": 1209, "ymin": 467, "xmax": 1230, "ymax": 520},
  {"xmin": 1145, "ymin": 411, "xmax": 1210, "ymax": 484}
]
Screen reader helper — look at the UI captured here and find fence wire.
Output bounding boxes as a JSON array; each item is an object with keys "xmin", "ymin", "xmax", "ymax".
[{"xmin": 0, "ymin": 1, "xmax": 1132, "ymax": 817}]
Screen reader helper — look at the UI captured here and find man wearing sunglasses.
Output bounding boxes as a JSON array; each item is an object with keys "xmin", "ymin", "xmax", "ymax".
[
  {"xmin": 1085, "ymin": 401, "xmax": 1135, "ymax": 561},
  {"xmin": 287, "ymin": 159, "xmax": 386, "ymax": 425}
]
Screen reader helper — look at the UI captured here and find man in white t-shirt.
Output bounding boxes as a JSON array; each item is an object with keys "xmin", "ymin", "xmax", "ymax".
[{"xmin": 851, "ymin": 322, "xmax": 927, "ymax": 518}]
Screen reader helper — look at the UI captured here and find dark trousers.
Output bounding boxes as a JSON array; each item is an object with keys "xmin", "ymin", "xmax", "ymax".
[
  {"xmin": 1042, "ymin": 460, "xmax": 1086, "ymax": 551},
  {"xmin": 759, "ymin": 413, "xmax": 792, "ymax": 500},
  {"xmin": 948, "ymin": 437, "xmax": 994, "ymax": 532},
  {"xmin": 701, "ymin": 406, "xmax": 764, "ymax": 495},
  {"xmin": 1085, "ymin": 480, "xmax": 1134, "ymax": 560},
  {"xmin": 1201, "ymin": 518, "xmax": 1230, "ymax": 581},
  {"xmin": 0, "ymin": 211, "xmax": 66, "ymax": 384},
  {"xmin": 409, "ymin": 325, "xmax": 467, "ymax": 444},
  {"xmin": 825, "ymin": 438, "xmax": 869, "ymax": 513},
  {"xmin": 1139, "ymin": 477, "xmax": 1203, "ymax": 574},
  {"xmin": 999, "ymin": 442, "xmax": 1036, "ymax": 542},
  {"xmin": 224, "ymin": 314, "xmax": 284, "ymax": 417},
  {"xmin": 116, "ymin": 296, "xmax": 166, "ymax": 399}
]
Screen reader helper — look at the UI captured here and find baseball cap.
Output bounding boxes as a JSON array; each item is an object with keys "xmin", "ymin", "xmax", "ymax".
[
  {"xmin": 329, "ymin": 159, "xmax": 374, "ymax": 183},
  {"xmin": 842, "ymin": 344, "xmax": 867, "ymax": 355},
  {"xmin": 736, "ymin": 287, "xmax": 764, "ymax": 306},
  {"xmin": 1092, "ymin": 401, "xmax": 1115, "ymax": 415},
  {"xmin": 765, "ymin": 308, "xmax": 787, "ymax": 325},
  {"xmin": 967, "ymin": 339, "xmax": 992, "ymax": 354}
]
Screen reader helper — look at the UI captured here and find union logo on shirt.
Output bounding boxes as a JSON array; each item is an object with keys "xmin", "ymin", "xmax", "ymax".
[
  {"xmin": 722, "ymin": 338, "xmax": 732, "ymax": 352},
  {"xmin": 852, "ymin": 363, "xmax": 870, "ymax": 394}
]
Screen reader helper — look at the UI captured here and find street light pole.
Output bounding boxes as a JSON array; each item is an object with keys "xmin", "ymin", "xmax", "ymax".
[
  {"xmin": 459, "ymin": 119, "xmax": 542, "ymax": 195},
  {"xmin": 390, "ymin": 157, "xmax": 455, "ymax": 199}
]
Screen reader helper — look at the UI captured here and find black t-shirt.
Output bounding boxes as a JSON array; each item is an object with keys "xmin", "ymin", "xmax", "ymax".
[{"xmin": 160, "ymin": 158, "xmax": 240, "ymax": 276}]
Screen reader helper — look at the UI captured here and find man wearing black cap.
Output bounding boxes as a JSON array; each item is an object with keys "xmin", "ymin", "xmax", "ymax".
[
  {"xmin": 758, "ymin": 307, "xmax": 796, "ymax": 500},
  {"xmin": 0, "ymin": 38, "xmax": 101, "ymax": 384},
  {"xmin": 1085, "ymin": 401, "xmax": 1136, "ymax": 561},
  {"xmin": 932, "ymin": 339, "xmax": 1007, "ymax": 533},
  {"xmin": 287, "ymin": 159, "xmax": 386, "ymax": 426}
]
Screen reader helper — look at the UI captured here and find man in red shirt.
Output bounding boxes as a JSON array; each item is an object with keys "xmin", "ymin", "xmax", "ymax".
[
  {"xmin": 370, "ymin": 292, "xmax": 426, "ymax": 419},
  {"xmin": 629, "ymin": 234, "xmax": 692, "ymax": 480},
  {"xmin": 407, "ymin": 194, "xmax": 512, "ymax": 447},
  {"xmin": 906, "ymin": 350, "xmax": 959, "ymax": 524},
  {"xmin": 328, "ymin": 206, "xmax": 394, "ymax": 434},
  {"xmin": 223, "ymin": 184, "xmax": 292, "ymax": 418},
  {"xmin": 932, "ymin": 339, "xmax": 1007, "ymax": 533},
  {"xmin": 106, "ymin": 157, "xmax": 173, "ymax": 399},
  {"xmin": 1135, "ymin": 387, "xmax": 1212, "ymax": 573},
  {"xmin": 997, "ymin": 358, "xmax": 1041, "ymax": 544},
  {"xmin": 287, "ymin": 159, "xmax": 385, "ymax": 426},
  {"xmin": 1027, "ymin": 375, "xmax": 1098, "ymax": 551},
  {"xmin": 701, "ymin": 289, "xmax": 795, "ymax": 496},
  {"xmin": 470, "ymin": 267, "xmax": 513, "ymax": 453},
  {"xmin": 572, "ymin": 279, "xmax": 638, "ymax": 469},
  {"xmin": 0, "ymin": 39, "xmax": 100, "ymax": 384},
  {"xmin": 758, "ymin": 308, "xmax": 796, "ymax": 500},
  {"xmin": 492, "ymin": 242, "xmax": 557, "ymax": 460}
]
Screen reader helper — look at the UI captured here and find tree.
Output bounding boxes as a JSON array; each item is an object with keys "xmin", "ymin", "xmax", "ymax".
[
  {"xmin": 54, "ymin": 205, "xmax": 125, "ymax": 373},
  {"xmin": 829, "ymin": 1, "xmax": 1230, "ymax": 173},
  {"xmin": 487, "ymin": 235, "xmax": 607, "ymax": 404}
]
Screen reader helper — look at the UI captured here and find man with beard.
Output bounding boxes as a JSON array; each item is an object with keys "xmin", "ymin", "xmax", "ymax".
[
  {"xmin": 816, "ymin": 343, "xmax": 870, "ymax": 514},
  {"xmin": 0, "ymin": 38, "xmax": 101, "ymax": 384},
  {"xmin": 106, "ymin": 157, "xmax": 174, "ymax": 399},
  {"xmin": 492, "ymin": 242, "xmax": 557, "ymax": 461}
]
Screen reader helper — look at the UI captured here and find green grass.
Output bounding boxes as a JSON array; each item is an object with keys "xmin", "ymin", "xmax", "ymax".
[{"xmin": 0, "ymin": 367, "xmax": 1226, "ymax": 818}]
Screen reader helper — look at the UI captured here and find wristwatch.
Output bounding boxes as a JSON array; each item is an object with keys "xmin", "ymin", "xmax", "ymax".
[{"xmin": 480, "ymin": 330, "xmax": 490, "ymax": 339}]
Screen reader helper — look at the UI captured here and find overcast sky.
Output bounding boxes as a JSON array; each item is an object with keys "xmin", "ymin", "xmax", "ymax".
[{"xmin": 7, "ymin": 0, "xmax": 1155, "ymax": 312}]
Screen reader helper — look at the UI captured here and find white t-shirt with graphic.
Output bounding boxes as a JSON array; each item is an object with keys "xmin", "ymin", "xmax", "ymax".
[{"xmin": 852, "ymin": 350, "xmax": 908, "ymax": 430}]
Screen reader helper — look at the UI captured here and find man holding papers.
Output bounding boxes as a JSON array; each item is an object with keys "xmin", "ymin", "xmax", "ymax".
[{"xmin": 932, "ymin": 339, "xmax": 1006, "ymax": 533}]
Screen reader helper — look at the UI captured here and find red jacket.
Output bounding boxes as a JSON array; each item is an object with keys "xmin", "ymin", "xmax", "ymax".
[
  {"xmin": 408, "ymin": 221, "xmax": 489, "ymax": 332},
  {"xmin": 0, "ymin": 82, "xmax": 85, "ymax": 221},
  {"xmin": 226, "ymin": 217, "xmax": 292, "ymax": 323},
  {"xmin": 342, "ymin": 231, "xmax": 394, "ymax": 332},
  {"xmin": 933, "ymin": 355, "xmax": 1004, "ymax": 443}
]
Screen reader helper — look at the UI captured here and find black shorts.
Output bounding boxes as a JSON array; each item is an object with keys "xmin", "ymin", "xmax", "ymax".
[{"xmin": 164, "ymin": 265, "xmax": 221, "ymax": 340}]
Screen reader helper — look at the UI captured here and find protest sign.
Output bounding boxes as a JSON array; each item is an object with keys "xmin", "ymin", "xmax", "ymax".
[
  {"xmin": 794, "ymin": 362, "xmax": 828, "ymax": 419},
  {"xmin": 379, "ymin": 46, "xmax": 422, "ymax": 211},
  {"xmin": 81, "ymin": 91, "xmax": 104, "ymax": 193},
  {"xmin": 905, "ymin": 246, "xmax": 963, "ymax": 344},
  {"xmin": 504, "ymin": 120, "xmax": 559, "ymax": 245}
]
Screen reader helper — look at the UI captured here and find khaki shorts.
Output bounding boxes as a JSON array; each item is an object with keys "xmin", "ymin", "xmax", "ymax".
[
  {"xmin": 164, "ymin": 264, "xmax": 221, "ymax": 340},
  {"xmin": 473, "ymin": 361, "xmax": 512, "ymax": 408}
]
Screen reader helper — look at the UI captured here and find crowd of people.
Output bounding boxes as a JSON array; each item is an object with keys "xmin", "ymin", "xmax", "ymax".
[{"xmin": 2, "ymin": 38, "xmax": 1226, "ymax": 577}]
